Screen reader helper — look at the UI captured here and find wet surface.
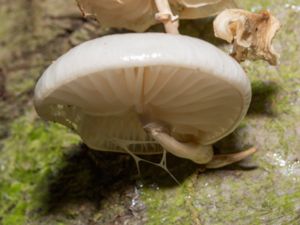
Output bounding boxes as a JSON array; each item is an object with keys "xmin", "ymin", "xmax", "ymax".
[{"xmin": 0, "ymin": 0, "xmax": 300, "ymax": 224}]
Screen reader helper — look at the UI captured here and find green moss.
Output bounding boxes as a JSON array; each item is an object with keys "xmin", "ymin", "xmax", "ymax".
[
  {"xmin": 1, "ymin": 0, "xmax": 300, "ymax": 224},
  {"xmin": 140, "ymin": 0, "xmax": 300, "ymax": 223},
  {"xmin": 0, "ymin": 113, "xmax": 79, "ymax": 225},
  {"xmin": 141, "ymin": 185, "xmax": 190, "ymax": 224}
]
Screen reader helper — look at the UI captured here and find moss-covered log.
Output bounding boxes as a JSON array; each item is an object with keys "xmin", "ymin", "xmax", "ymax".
[{"xmin": 0, "ymin": 0, "xmax": 300, "ymax": 224}]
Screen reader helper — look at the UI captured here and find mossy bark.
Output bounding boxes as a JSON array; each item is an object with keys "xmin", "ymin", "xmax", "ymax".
[{"xmin": 0, "ymin": 0, "xmax": 300, "ymax": 224}]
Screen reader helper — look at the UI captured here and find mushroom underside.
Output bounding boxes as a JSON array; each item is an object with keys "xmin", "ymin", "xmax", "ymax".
[
  {"xmin": 34, "ymin": 33, "xmax": 252, "ymax": 167},
  {"xmin": 36, "ymin": 65, "xmax": 247, "ymax": 155}
]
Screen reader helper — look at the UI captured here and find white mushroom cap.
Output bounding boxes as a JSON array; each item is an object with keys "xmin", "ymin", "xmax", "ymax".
[
  {"xmin": 77, "ymin": 0, "xmax": 157, "ymax": 32},
  {"xmin": 76, "ymin": 0, "xmax": 236, "ymax": 32},
  {"xmin": 34, "ymin": 33, "xmax": 251, "ymax": 154}
]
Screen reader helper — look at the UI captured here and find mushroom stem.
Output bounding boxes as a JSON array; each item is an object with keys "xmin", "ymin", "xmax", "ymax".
[
  {"xmin": 144, "ymin": 122, "xmax": 213, "ymax": 164},
  {"xmin": 206, "ymin": 147, "xmax": 257, "ymax": 169},
  {"xmin": 154, "ymin": 0, "xmax": 179, "ymax": 34}
]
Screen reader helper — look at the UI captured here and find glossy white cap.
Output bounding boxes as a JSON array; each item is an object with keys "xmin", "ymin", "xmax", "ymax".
[{"xmin": 34, "ymin": 33, "xmax": 251, "ymax": 153}]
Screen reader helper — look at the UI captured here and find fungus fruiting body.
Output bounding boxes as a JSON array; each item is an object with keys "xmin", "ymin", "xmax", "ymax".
[
  {"xmin": 34, "ymin": 33, "xmax": 253, "ymax": 170},
  {"xmin": 76, "ymin": 0, "xmax": 280, "ymax": 64},
  {"xmin": 76, "ymin": 0, "xmax": 236, "ymax": 33},
  {"xmin": 213, "ymin": 9, "xmax": 280, "ymax": 65},
  {"xmin": 34, "ymin": 0, "xmax": 281, "ymax": 177}
]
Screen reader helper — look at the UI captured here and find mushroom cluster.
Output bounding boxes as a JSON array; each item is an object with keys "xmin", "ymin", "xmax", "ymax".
[
  {"xmin": 34, "ymin": 0, "xmax": 279, "ymax": 177},
  {"xmin": 76, "ymin": 0, "xmax": 236, "ymax": 33}
]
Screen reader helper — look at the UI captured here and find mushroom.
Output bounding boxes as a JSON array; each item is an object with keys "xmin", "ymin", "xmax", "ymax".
[
  {"xmin": 34, "ymin": 33, "xmax": 255, "ymax": 173},
  {"xmin": 76, "ymin": 0, "xmax": 236, "ymax": 33},
  {"xmin": 213, "ymin": 9, "xmax": 280, "ymax": 65}
]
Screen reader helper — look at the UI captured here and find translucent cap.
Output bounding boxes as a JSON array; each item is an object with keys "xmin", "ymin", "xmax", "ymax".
[{"xmin": 34, "ymin": 33, "xmax": 251, "ymax": 153}]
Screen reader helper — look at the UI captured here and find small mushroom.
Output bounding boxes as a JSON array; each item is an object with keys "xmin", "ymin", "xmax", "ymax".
[
  {"xmin": 76, "ymin": 0, "xmax": 157, "ymax": 32},
  {"xmin": 76, "ymin": 0, "xmax": 236, "ymax": 33},
  {"xmin": 213, "ymin": 9, "xmax": 280, "ymax": 65},
  {"xmin": 34, "ymin": 33, "xmax": 253, "ymax": 170}
]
